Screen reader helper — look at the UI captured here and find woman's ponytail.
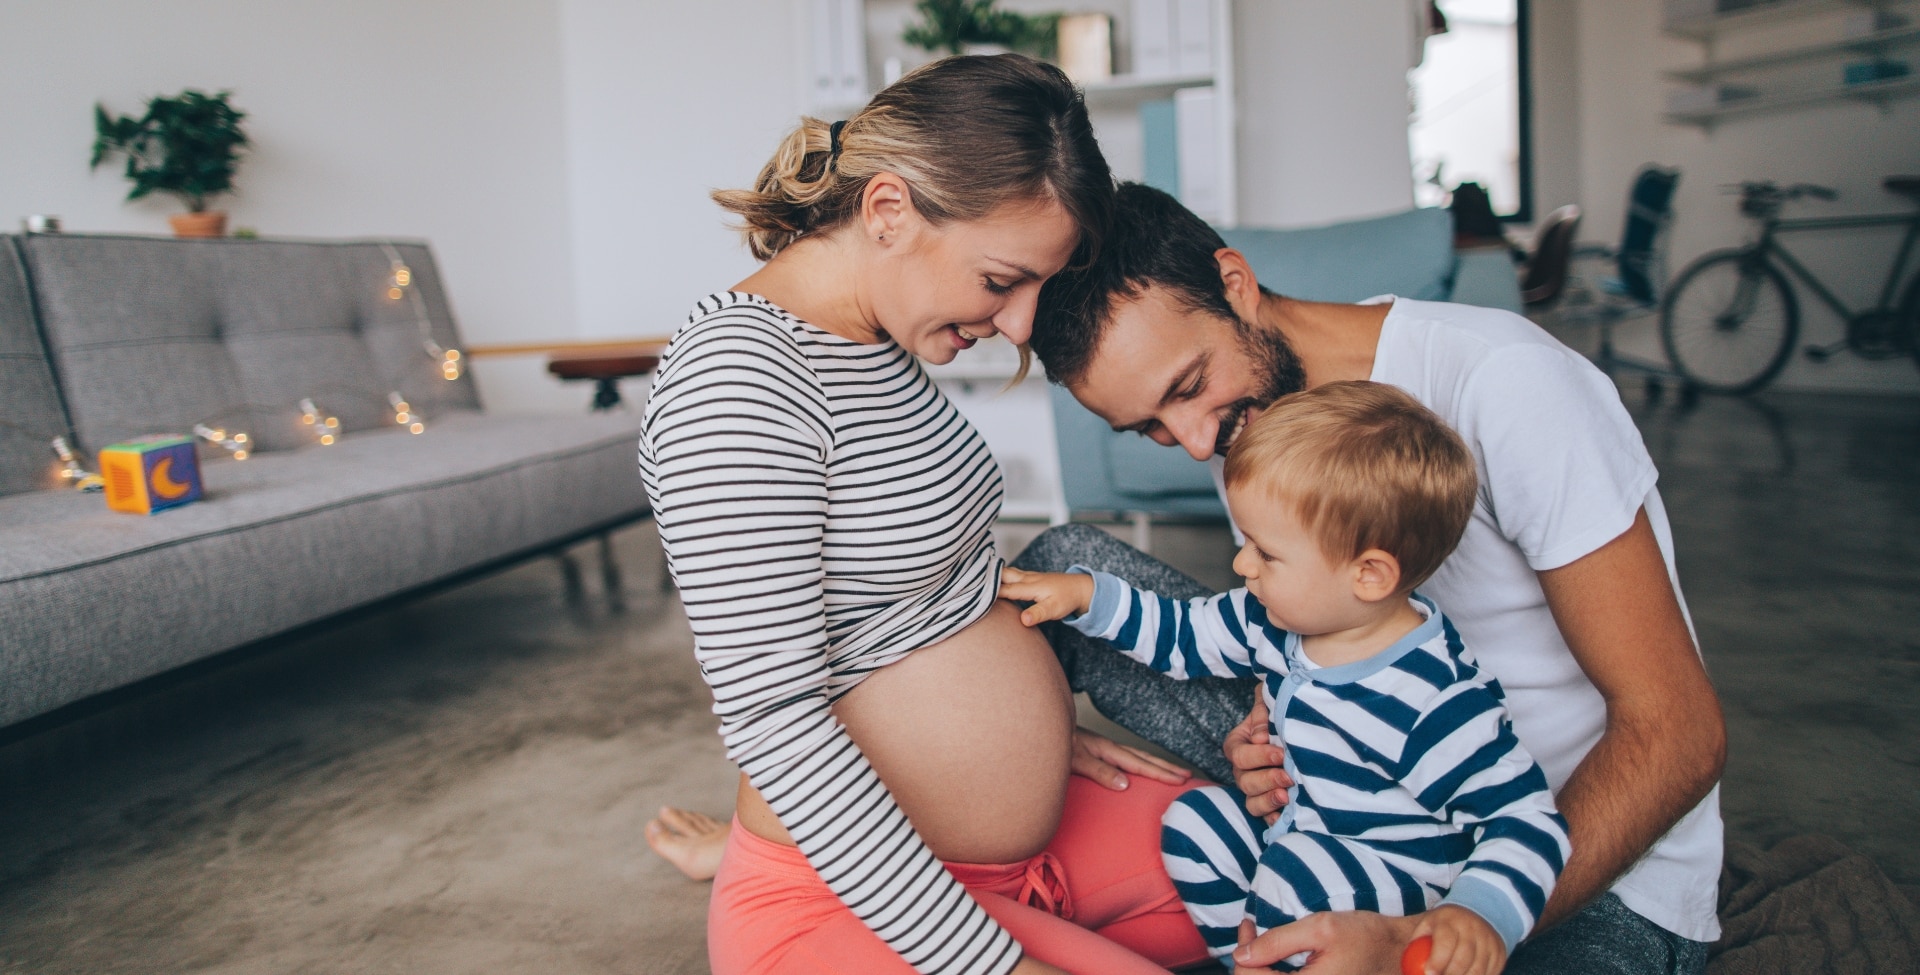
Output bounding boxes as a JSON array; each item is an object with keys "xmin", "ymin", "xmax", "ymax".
[
  {"xmin": 713, "ymin": 54, "xmax": 1111, "ymax": 265},
  {"xmin": 712, "ymin": 117, "xmax": 843, "ymax": 261}
]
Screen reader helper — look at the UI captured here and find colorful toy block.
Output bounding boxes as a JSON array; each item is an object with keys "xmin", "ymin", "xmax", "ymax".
[{"xmin": 100, "ymin": 435, "xmax": 204, "ymax": 514}]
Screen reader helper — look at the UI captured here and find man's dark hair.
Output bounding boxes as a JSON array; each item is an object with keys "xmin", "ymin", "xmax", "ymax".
[{"xmin": 1032, "ymin": 182, "xmax": 1262, "ymax": 386}]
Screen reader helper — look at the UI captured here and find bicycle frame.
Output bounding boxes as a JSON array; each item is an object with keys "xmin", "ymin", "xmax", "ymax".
[{"xmin": 1755, "ymin": 210, "xmax": 1920, "ymax": 321}]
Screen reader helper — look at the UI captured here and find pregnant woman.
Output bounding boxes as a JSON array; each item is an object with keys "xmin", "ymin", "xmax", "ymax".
[{"xmin": 638, "ymin": 56, "xmax": 1211, "ymax": 975}]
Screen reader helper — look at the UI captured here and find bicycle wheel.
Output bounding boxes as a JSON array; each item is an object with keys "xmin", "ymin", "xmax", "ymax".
[{"xmin": 1660, "ymin": 248, "xmax": 1800, "ymax": 394}]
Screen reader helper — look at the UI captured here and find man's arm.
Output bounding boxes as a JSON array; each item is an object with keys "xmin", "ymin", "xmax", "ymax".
[
  {"xmin": 1529, "ymin": 506, "xmax": 1725, "ymax": 929},
  {"xmin": 1231, "ymin": 509, "xmax": 1725, "ymax": 971}
]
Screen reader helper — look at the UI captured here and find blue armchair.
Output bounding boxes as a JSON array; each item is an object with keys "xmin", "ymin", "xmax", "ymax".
[{"xmin": 1050, "ymin": 207, "xmax": 1522, "ymax": 531}]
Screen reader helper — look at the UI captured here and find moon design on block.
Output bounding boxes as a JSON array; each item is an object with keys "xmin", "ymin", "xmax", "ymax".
[{"xmin": 150, "ymin": 456, "xmax": 193, "ymax": 500}]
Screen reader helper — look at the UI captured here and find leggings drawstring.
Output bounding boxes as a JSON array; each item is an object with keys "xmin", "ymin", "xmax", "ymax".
[{"xmin": 1019, "ymin": 852, "xmax": 1073, "ymax": 920}]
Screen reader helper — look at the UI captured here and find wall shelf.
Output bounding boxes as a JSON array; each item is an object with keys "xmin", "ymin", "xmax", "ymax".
[
  {"xmin": 1661, "ymin": 0, "xmax": 1916, "ymax": 126},
  {"xmin": 1079, "ymin": 71, "xmax": 1215, "ymax": 102},
  {"xmin": 1664, "ymin": 0, "xmax": 1894, "ymax": 41},
  {"xmin": 1664, "ymin": 23, "xmax": 1920, "ymax": 80},
  {"xmin": 1666, "ymin": 73, "xmax": 1920, "ymax": 123}
]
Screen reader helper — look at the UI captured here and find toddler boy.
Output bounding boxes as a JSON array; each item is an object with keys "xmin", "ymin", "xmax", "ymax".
[{"xmin": 1000, "ymin": 381, "xmax": 1569, "ymax": 975}]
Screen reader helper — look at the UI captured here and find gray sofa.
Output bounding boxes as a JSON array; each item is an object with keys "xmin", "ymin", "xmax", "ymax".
[{"xmin": 0, "ymin": 233, "xmax": 649, "ymax": 731}]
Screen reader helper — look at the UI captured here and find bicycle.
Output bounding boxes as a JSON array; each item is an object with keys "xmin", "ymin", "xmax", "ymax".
[{"xmin": 1658, "ymin": 177, "xmax": 1920, "ymax": 394}]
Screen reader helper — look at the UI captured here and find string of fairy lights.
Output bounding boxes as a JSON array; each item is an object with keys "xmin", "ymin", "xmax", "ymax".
[
  {"xmin": 49, "ymin": 434, "xmax": 103, "ymax": 491},
  {"xmin": 378, "ymin": 240, "xmax": 465, "ymax": 382},
  {"xmin": 14, "ymin": 247, "xmax": 465, "ymax": 490}
]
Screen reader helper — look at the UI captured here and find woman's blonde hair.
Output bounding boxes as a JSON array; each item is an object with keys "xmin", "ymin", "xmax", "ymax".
[
  {"xmin": 1224, "ymin": 381, "xmax": 1478, "ymax": 593},
  {"xmin": 713, "ymin": 54, "xmax": 1112, "ymax": 264}
]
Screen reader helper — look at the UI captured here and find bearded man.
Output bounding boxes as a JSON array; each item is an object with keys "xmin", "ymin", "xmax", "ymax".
[{"xmin": 1010, "ymin": 183, "xmax": 1724, "ymax": 975}]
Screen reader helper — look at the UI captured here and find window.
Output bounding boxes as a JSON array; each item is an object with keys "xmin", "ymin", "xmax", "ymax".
[{"xmin": 1409, "ymin": 0, "xmax": 1533, "ymax": 222}]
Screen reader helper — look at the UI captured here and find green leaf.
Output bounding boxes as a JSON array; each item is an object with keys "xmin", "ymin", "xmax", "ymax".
[{"xmin": 88, "ymin": 88, "xmax": 249, "ymax": 208}]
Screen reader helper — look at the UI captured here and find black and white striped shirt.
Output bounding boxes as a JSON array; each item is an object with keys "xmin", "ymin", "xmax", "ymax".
[{"xmin": 638, "ymin": 293, "xmax": 1018, "ymax": 975}]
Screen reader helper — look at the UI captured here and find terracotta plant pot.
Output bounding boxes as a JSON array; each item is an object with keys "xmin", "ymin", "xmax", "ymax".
[{"xmin": 168, "ymin": 211, "xmax": 228, "ymax": 238}]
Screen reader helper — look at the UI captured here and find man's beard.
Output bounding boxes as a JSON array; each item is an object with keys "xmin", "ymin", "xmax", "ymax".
[{"xmin": 1212, "ymin": 320, "xmax": 1307, "ymax": 457}]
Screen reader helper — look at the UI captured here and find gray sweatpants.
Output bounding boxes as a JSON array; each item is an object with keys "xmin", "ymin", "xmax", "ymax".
[
  {"xmin": 1008, "ymin": 524, "xmax": 1709, "ymax": 975},
  {"xmin": 1008, "ymin": 523, "xmax": 1256, "ymax": 785}
]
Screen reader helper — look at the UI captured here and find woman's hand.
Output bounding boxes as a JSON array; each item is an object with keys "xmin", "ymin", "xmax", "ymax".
[
  {"xmin": 1072, "ymin": 728, "xmax": 1192, "ymax": 791},
  {"xmin": 999, "ymin": 568, "xmax": 1094, "ymax": 627},
  {"xmin": 1223, "ymin": 692, "xmax": 1292, "ymax": 825}
]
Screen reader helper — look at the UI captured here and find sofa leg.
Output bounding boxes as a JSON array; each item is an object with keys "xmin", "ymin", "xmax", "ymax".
[
  {"xmin": 1129, "ymin": 511, "xmax": 1152, "ymax": 555},
  {"xmin": 599, "ymin": 533, "xmax": 626, "ymax": 613},
  {"xmin": 556, "ymin": 550, "xmax": 585, "ymax": 603}
]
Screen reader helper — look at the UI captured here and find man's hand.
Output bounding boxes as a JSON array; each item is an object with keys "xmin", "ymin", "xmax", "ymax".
[
  {"xmin": 999, "ymin": 568, "xmax": 1095, "ymax": 626},
  {"xmin": 1224, "ymin": 692, "xmax": 1292, "ymax": 824},
  {"xmin": 1231, "ymin": 910, "xmax": 1419, "ymax": 974},
  {"xmin": 1072, "ymin": 727, "xmax": 1192, "ymax": 791},
  {"xmin": 1407, "ymin": 906, "xmax": 1504, "ymax": 975}
]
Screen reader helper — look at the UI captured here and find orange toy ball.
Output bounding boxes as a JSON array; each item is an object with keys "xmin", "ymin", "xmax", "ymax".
[{"xmin": 1401, "ymin": 935, "xmax": 1434, "ymax": 975}]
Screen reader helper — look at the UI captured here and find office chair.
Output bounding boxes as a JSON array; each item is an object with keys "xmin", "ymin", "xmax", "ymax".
[
  {"xmin": 1552, "ymin": 164, "xmax": 1689, "ymax": 393},
  {"xmin": 1519, "ymin": 204, "xmax": 1582, "ymax": 307}
]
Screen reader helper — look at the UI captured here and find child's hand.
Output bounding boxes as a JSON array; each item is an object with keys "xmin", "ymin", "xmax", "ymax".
[
  {"xmin": 1406, "ymin": 905, "xmax": 1505, "ymax": 975},
  {"xmin": 998, "ymin": 568, "xmax": 1095, "ymax": 626}
]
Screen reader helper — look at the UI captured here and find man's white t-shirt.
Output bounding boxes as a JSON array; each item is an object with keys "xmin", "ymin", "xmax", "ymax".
[{"xmin": 1212, "ymin": 297, "xmax": 1723, "ymax": 942}]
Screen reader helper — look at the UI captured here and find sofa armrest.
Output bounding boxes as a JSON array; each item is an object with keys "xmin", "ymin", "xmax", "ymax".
[{"xmin": 1450, "ymin": 247, "xmax": 1525, "ymax": 314}]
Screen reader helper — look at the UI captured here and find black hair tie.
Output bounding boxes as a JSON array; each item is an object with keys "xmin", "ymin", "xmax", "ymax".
[{"xmin": 828, "ymin": 120, "xmax": 848, "ymax": 166}]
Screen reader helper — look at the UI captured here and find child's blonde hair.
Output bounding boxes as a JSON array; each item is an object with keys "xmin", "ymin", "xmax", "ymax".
[{"xmin": 1223, "ymin": 381, "xmax": 1477, "ymax": 592}]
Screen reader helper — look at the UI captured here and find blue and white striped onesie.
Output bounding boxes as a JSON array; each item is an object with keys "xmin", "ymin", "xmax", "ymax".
[{"xmin": 1064, "ymin": 568, "xmax": 1570, "ymax": 966}]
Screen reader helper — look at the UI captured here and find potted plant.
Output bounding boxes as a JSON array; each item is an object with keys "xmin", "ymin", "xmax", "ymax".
[
  {"xmin": 91, "ymin": 89, "xmax": 250, "ymax": 238},
  {"xmin": 903, "ymin": 0, "xmax": 1057, "ymax": 59}
]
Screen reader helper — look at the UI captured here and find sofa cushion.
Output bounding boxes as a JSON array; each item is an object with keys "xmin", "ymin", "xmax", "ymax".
[
  {"xmin": 18, "ymin": 235, "xmax": 479, "ymax": 455},
  {"xmin": 1218, "ymin": 208, "xmax": 1457, "ymax": 304},
  {"xmin": 1049, "ymin": 385, "xmax": 1227, "ymax": 517},
  {"xmin": 1105, "ymin": 433, "xmax": 1216, "ymax": 499},
  {"xmin": 0, "ymin": 238, "xmax": 74, "ymax": 497},
  {"xmin": 0, "ymin": 410, "xmax": 646, "ymax": 727}
]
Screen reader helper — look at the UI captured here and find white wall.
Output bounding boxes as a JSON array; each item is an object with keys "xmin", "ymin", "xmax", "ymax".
[
  {"xmin": 1234, "ymin": 0, "xmax": 1419, "ymax": 228},
  {"xmin": 0, "ymin": 0, "xmax": 584, "ymax": 412},
  {"xmin": 1, "ymin": 0, "xmax": 1452, "ymax": 411},
  {"xmin": 1570, "ymin": 0, "xmax": 1920, "ymax": 394},
  {"xmin": 559, "ymin": 0, "xmax": 806, "ymax": 341}
]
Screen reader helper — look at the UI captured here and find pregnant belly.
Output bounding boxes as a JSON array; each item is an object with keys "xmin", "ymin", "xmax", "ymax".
[{"xmin": 736, "ymin": 599, "xmax": 1076, "ymax": 864}]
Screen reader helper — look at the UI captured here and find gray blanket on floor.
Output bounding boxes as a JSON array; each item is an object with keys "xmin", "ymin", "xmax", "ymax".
[{"xmin": 1709, "ymin": 835, "xmax": 1920, "ymax": 975}]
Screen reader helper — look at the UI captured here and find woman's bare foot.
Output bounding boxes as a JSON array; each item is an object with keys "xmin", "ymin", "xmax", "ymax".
[{"xmin": 644, "ymin": 806, "xmax": 730, "ymax": 881}]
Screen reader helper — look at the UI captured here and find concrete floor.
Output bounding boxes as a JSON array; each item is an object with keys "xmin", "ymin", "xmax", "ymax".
[{"xmin": 1, "ymin": 385, "xmax": 1916, "ymax": 973}]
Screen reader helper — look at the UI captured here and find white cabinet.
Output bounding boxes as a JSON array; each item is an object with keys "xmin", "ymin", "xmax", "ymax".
[
  {"xmin": 1133, "ymin": 0, "xmax": 1175, "ymax": 76},
  {"xmin": 1175, "ymin": 85, "xmax": 1223, "ymax": 222},
  {"xmin": 1133, "ymin": 0, "xmax": 1216, "ymax": 76},
  {"xmin": 1173, "ymin": 0, "xmax": 1216, "ymax": 76},
  {"xmin": 807, "ymin": 0, "xmax": 870, "ymax": 112},
  {"xmin": 924, "ymin": 340, "xmax": 1070, "ymax": 524}
]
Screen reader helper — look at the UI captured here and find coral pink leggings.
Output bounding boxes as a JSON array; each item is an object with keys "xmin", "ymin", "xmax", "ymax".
[{"xmin": 708, "ymin": 775, "xmax": 1212, "ymax": 975}]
